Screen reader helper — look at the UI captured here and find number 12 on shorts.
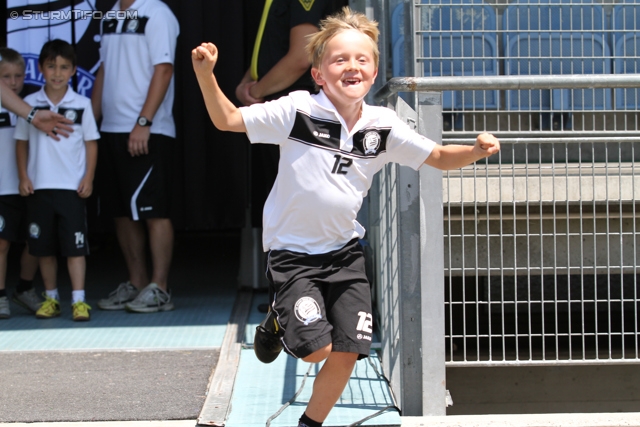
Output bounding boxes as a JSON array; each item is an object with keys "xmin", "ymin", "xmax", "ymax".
[{"xmin": 356, "ymin": 311, "xmax": 373, "ymax": 333}]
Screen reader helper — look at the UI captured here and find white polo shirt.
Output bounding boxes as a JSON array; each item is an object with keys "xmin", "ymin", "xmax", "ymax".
[
  {"xmin": 14, "ymin": 86, "xmax": 100, "ymax": 191},
  {"xmin": 0, "ymin": 107, "xmax": 19, "ymax": 195},
  {"xmin": 241, "ymin": 90, "xmax": 436, "ymax": 254},
  {"xmin": 98, "ymin": 0, "xmax": 179, "ymax": 137}
]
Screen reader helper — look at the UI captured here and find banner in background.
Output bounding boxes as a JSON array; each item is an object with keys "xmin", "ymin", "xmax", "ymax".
[{"xmin": 7, "ymin": 0, "xmax": 117, "ymax": 97}]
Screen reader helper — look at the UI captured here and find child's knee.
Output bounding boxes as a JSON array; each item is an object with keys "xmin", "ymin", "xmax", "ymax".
[{"xmin": 302, "ymin": 343, "xmax": 332, "ymax": 363}]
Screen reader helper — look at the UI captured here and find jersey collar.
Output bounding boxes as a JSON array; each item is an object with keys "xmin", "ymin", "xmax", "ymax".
[
  {"xmin": 34, "ymin": 85, "xmax": 77, "ymax": 109},
  {"xmin": 313, "ymin": 90, "xmax": 372, "ymax": 134}
]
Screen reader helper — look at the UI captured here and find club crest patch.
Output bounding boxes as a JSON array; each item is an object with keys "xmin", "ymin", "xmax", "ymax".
[
  {"xmin": 64, "ymin": 109, "xmax": 77, "ymax": 122},
  {"xmin": 363, "ymin": 131, "xmax": 381, "ymax": 155},
  {"xmin": 294, "ymin": 296, "xmax": 322, "ymax": 325},
  {"xmin": 58, "ymin": 108, "xmax": 83, "ymax": 124},
  {"xmin": 299, "ymin": 0, "xmax": 315, "ymax": 12},
  {"xmin": 29, "ymin": 222, "xmax": 40, "ymax": 239},
  {"xmin": 126, "ymin": 19, "xmax": 139, "ymax": 32}
]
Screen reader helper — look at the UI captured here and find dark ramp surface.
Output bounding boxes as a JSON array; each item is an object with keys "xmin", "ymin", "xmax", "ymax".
[{"xmin": 0, "ymin": 349, "xmax": 218, "ymax": 423}]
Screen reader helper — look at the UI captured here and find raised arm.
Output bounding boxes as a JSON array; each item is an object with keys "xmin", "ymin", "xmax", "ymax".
[
  {"xmin": 192, "ymin": 43, "xmax": 246, "ymax": 133},
  {"xmin": 424, "ymin": 132, "xmax": 500, "ymax": 170}
]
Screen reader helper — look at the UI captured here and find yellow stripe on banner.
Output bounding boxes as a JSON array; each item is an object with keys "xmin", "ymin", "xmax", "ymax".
[{"xmin": 250, "ymin": 0, "xmax": 273, "ymax": 81}]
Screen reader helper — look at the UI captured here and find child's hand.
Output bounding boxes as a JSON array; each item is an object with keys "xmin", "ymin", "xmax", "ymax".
[
  {"xmin": 77, "ymin": 177, "xmax": 93, "ymax": 199},
  {"xmin": 192, "ymin": 43, "xmax": 218, "ymax": 77},
  {"xmin": 473, "ymin": 132, "xmax": 500, "ymax": 158},
  {"xmin": 19, "ymin": 178, "xmax": 33, "ymax": 197}
]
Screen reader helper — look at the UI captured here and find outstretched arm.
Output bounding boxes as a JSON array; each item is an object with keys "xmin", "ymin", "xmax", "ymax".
[
  {"xmin": 1, "ymin": 80, "xmax": 73, "ymax": 140},
  {"xmin": 192, "ymin": 43, "xmax": 246, "ymax": 133},
  {"xmin": 424, "ymin": 132, "xmax": 500, "ymax": 170}
]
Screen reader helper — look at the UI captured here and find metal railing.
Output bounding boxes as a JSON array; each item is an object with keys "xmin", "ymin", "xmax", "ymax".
[
  {"xmin": 370, "ymin": 74, "xmax": 640, "ymax": 415},
  {"xmin": 389, "ymin": 0, "xmax": 640, "ymax": 133}
]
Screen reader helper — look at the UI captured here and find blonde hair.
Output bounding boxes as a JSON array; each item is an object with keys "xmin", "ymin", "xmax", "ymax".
[
  {"xmin": 0, "ymin": 47, "xmax": 25, "ymax": 70},
  {"xmin": 306, "ymin": 6, "xmax": 380, "ymax": 70}
]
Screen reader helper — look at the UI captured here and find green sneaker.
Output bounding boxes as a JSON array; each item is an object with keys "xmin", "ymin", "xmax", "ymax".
[
  {"xmin": 35, "ymin": 296, "xmax": 61, "ymax": 319},
  {"xmin": 72, "ymin": 301, "xmax": 91, "ymax": 321}
]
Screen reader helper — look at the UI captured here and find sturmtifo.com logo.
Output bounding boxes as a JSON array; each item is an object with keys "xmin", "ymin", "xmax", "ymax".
[{"xmin": 10, "ymin": 9, "xmax": 138, "ymax": 20}]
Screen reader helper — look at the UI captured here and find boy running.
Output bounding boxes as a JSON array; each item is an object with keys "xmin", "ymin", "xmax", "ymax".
[{"xmin": 192, "ymin": 7, "xmax": 499, "ymax": 427}]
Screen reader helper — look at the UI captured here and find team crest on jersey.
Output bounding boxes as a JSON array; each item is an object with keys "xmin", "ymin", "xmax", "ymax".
[
  {"xmin": 363, "ymin": 131, "xmax": 381, "ymax": 155},
  {"xmin": 294, "ymin": 297, "xmax": 322, "ymax": 325},
  {"xmin": 29, "ymin": 223, "xmax": 40, "ymax": 239},
  {"xmin": 0, "ymin": 215, "xmax": 4, "ymax": 232},
  {"xmin": 298, "ymin": 0, "xmax": 315, "ymax": 11},
  {"xmin": 126, "ymin": 19, "xmax": 139, "ymax": 32},
  {"xmin": 58, "ymin": 108, "xmax": 83, "ymax": 125},
  {"xmin": 64, "ymin": 109, "xmax": 77, "ymax": 122}
]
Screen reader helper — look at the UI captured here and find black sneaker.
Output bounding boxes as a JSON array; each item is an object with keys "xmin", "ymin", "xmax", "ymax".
[{"xmin": 254, "ymin": 309, "xmax": 283, "ymax": 364}]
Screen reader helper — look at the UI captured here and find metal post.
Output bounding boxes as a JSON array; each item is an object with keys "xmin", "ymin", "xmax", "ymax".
[
  {"xmin": 395, "ymin": 95, "xmax": 424, "ymax": 416},
  {"xmin": 418, "ymin": 92, "xmax": 446, "ymax": 415}
]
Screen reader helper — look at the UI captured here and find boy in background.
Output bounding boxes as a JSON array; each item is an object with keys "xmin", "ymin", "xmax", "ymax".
[
  {"xmin": 192, "ymin": 7, "xmax": 499, "ymax": 427},
  {"xmin": 15, "ymin": 39, "xmax": 99, "ymax": 321},
  {"xmin": 0, "ymin": 47, "xmax": 41, "ymax": 318}
]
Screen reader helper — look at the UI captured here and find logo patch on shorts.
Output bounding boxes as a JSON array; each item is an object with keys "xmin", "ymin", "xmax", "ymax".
[
  {"xmin": 29, "ymin": 222, "xmax": 40, "ymax": 239},
  {"xmin": 294, "ymin": 296, "xmax": 322, "ymax": 325},
  {"xmin": 0, "ymin": 215, "xmax": 5, "ymax": 232}
]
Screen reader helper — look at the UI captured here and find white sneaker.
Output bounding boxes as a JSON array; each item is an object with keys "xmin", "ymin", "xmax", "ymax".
[
  {"xmin": 97, "ymin": 282, "xmax": 139, "ymax": 310},
  {"xmin": 0, "ymin": 296, "xmax": 10, "ymax": 319},
  {"xmin": 12, "ymin": 288, "xmax": 43, "ymax": 313},
  {"xmin": 125, "ymin": 283, "xmax": 174, "ymax": 313}
]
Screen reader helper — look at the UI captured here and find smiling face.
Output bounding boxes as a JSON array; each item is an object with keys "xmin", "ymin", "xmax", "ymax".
[
  {"xmin": 0, "ymin": 62, "xmax": 25, "ymax": 95},
  {"xmin": 38, "ymin": 55, "xmax": 76, "ymax": 95},
  {"xmin": 311, "ymin": 29, "xmax": 378, "ymax": 112}
]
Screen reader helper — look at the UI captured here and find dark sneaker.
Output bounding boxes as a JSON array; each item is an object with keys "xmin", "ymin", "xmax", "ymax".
[{"xmin": 254, "ymin": 308, "xmax": 283, "ymax": 364}]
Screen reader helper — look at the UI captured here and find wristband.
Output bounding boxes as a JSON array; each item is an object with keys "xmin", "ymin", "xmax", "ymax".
[{"xmin": 26, "ymin": 107, "xmax": 37, "ymax": 124}]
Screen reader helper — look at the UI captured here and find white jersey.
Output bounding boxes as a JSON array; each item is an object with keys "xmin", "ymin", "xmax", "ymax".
[
  {"xmin": 98, "ymin": 0, "xmax": 179, "ymax": 137},
  {"xmin": 240, "ymin": 90, "xmax": 436, "ymax": 254},
  {"xmin": 14, "ymin": 86, "xmax": 100, "ymax": 191},
  {"xmin": 0, "ymin": 107, "xmax": 19, "ymax": 195}
]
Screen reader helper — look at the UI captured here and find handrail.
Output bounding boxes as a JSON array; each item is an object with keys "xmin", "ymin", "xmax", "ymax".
[{"xmin": 373, "ymin": 74, "xmax": 640, "ymax": 103}]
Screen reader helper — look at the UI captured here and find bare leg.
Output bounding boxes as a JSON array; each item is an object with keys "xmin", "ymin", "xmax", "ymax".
[
  {"xmin": 67, "ymin": 256, "xmax": 86, "ymax": 291},
  {"xmin": 39, "ymin": 256, "xmax": 57, "ymax": 291},
  {"xmin": 0, "ymin": 239, "xmax": 9, "ymax": 291},
  {"xmin": 114, "ymin": 216, "xmax": 149, "ymax": 289},
  {"xmin": 20, "ymin": 245, "xmax": 39, "ymax": 281},
  {"xmin": 146, "ymin": 218, "xmax": 173, "ymax": 291},
  {"xmin": 303, "ymin": 347, "xmax": 359, "ymax": 423}
]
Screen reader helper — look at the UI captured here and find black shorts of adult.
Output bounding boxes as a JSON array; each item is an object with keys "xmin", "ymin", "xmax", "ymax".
[
  {"xmin": 0, "ymin": 195, "xmax": 29, "ymax": 242},
  {"xmin": 98, "ymin": 132, "xmax": 173, "ymax": 220},
  {"xmin": 26, "ymin": 190, "xmax": 89, "ymax": 257},
  {"xmin": 266, "ymin": 238, "xmax": 373, "ymax": 360}
]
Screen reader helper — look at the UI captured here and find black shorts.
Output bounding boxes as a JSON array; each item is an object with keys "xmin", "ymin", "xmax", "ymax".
[
  {"xmin": 26, "ymin": 190, "xmax": 89, "ymax": 257},
  {"xmin": 0, "ymin": 195, "xmax": 28, "ymax": 242},
  {"xmin": 266, "ymin": 239, "xmax": 373, "ymax": 360},
  {"xmin": 98, "ymin": 132, "xmax": 174, "ymax": 220}
]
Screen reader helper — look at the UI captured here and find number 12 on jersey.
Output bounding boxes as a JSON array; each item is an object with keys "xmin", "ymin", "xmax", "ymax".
[{"xmin": 332, "ymin": 154, "xmax": 352, "ymax": 175}]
